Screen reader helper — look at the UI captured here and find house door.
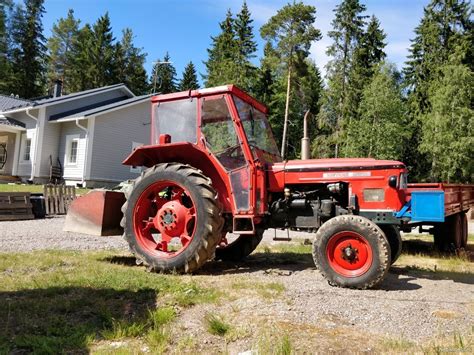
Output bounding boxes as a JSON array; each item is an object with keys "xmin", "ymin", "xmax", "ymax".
[{"xmin": 0, "ymin": 136, "xmax": 7, "ymax": 174}]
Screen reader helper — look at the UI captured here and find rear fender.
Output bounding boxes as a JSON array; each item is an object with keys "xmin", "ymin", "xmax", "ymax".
[{"xmin": 123, "ymin": 143, "xmax": 232, "ymax": 211}]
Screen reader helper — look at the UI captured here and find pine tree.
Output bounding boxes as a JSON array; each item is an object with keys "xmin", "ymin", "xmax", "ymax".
[
  {"xmin": 319, "ymin": 0, "xmax": 367, "ymax": 157},
  {"xmin": 260, "ymin": 1, "xmax": 322, "ymax": 158},
  {"xmin": 46, "ymin": 9, "xmax": 80, "ymax": 94},
  {"xmin": 347, "ymin": 63, "xmax": 408, "ymax": 160},
  {"xmin": 0, "ymin": 0, "xmax": 13, "ymax": 94},
  {"xmin": 115, "ymin": 28, "xmax": 148, "ymax": 94},
  {"xmin": 10, "ymin": 0, "xmax": 47, "ymax": 98},
  {"xmin": 178, "ymin": 61, "xmax": 199, "ymax": 91},
  {"xmin": 151, "ymin": 52, "xmax": 177, "ymax": 94},
  {"xmin": 89, "ymin": 13, "xmax": 116, "ymax": 87}
]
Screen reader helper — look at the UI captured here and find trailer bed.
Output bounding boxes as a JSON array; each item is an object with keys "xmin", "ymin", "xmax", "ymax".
[{"xmin": 408, "ymin": 183, "xmax": 474, "ymax": 217}]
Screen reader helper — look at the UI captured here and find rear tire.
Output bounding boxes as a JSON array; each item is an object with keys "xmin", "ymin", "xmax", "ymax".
[
  {"xmin": 121, "ymin": 163, "xmax": 223, "ymax": 273},
  {"xmin": 379, "ymin": 225, "xmax": 402, "ymax": 264},
  {"xmin": 460, "ymin": 212, "xmax": 468, "ymax": 249},
  {"xmin": 215, "ymin": 230, "xmax": 264, "ymax": 261},
  {"xmin": 434, "ymin": 214, "xmax": 463, "ymax": 252},
  {"xmin": 313, "ymin": 215, "xmax": 391, "ymax": 289}
]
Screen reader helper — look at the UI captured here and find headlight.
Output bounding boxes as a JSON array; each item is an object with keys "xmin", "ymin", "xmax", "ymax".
[{"xmin": 363, "ymin": 189, "xmax": 385, "ymax": 202}]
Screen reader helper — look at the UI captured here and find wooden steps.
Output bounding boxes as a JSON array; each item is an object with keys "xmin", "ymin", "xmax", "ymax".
[{"xmin": 0, "ymin": 192, "xmax": 34, "ymax": 221}]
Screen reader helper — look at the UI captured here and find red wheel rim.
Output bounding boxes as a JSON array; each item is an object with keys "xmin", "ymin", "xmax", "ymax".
[
  {"xmin": 326, "ymin": 231, "xmax": 373, "ymax": 277},
  {"xmin": 133, "ymin": 180, "xmax": 197, "ymax": 258}
]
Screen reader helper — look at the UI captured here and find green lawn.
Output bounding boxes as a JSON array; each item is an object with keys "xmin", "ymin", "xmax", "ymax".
[
  {"xmin": 0, "ymin": 250, "xmax": 219, "ymax": 354},
  {"xmin": 0, "ymin": 248, "xmax": 472, "ymax": 354}
]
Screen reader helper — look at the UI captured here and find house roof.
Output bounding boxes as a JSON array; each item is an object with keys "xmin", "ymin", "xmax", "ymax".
[
  {"xmin": 0, "ymin": 94, "xmax": 34, "ymax": 112},
  {"xmin": 35, "ymin": 83, "xmax": 132, "ymax": 107},
  {"xmin": 50, "ymin": 94, "xmax": 152, "ymax": 122},
  {"xmin": 0, "ymin": 83, "xmax": 135, "ymax": 114}
]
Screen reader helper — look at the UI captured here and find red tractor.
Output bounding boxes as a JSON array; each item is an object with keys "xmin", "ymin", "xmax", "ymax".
[{"xmin": 121, "ymin": 85, "xmax": 473, "ymax": 289}]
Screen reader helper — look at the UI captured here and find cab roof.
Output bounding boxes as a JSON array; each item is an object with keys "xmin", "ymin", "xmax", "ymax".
[{"xmin": 151, "ymin": 85, "xmax": 268, "ymax": 114}]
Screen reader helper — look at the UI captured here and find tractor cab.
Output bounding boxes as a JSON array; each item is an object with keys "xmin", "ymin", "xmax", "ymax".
[{"xmin": 125, "ymin": 85, "xmax": 280, "ymax": 224}]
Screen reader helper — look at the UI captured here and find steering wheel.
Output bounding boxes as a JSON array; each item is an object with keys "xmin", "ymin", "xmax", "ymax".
[{"xmin": 218, "ymin": 144, "xmax": 241, "ymax": 158}]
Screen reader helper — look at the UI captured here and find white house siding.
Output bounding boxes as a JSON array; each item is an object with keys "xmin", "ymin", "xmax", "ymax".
[
  {"xmin": 58, "ymin": 120, "xmax": 88, "ymax": 180},
  {"xmin": 7, "ymin": 111, "xmax": 38, "ymax": 179},
  {"xmin": 89, "ymin": 102, "xmax": 149, "ymax": 184},
  {"xmin": 37, "ymin": 110, "xmax": 62, "ymax": 178}
]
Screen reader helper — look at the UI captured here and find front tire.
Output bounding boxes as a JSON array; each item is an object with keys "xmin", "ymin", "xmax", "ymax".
[
  {"xmin": 121, "ymin": 163, "xmax": 223, "ymax": 273},
  {"xmin": 313, "ymin": 215, "xmax": 391, "ymax": 289}
]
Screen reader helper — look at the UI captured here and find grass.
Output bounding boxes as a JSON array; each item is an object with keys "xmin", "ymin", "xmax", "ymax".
[
  {"xmin": 0, "ymin": 183, "xmax": 90, "ymax": 195},
  {"xmin": 0, "ymin": 250, "xmax": 219, "ymax": 354},
  {"xmin": 231, "ymin": 280, "xmax": 286, "ymax": 299},
  {"xmin": 205, "ymin": 313, "xmax": 231, "ymax": 336}
]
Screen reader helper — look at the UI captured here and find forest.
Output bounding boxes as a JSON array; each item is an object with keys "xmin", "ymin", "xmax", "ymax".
[{"xmin": 0, "ymin": 0, "xmax": 472, "ymax": 183}]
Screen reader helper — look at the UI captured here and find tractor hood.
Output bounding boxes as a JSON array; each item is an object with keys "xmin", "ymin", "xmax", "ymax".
[
  {"xmin": 273, "ymin": 158, "xmax": 405, "ymax": 173},
  {"xmin": 267, "ymin": 158, "xmax": 407, "ymax": 192}
]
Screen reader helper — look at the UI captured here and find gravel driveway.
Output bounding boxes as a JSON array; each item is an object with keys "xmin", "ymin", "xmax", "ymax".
[{"xmin": 0, "ymin": 216, "xmax": 472, "ymax": 346}]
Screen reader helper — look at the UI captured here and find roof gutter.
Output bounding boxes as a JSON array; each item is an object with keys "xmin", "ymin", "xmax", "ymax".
[
  {"xmin": 75, "ymin": 118, "xmax": 89, "ymax": 186},
  {"xmin": 25, "ymin": 108, "xmax": 39, "ymax": 181}
]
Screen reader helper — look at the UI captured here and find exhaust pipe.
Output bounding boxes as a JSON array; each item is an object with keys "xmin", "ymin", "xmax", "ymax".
[{"xmin": 301, "ymin": 110, "xmax": 310, "ymax": 160}]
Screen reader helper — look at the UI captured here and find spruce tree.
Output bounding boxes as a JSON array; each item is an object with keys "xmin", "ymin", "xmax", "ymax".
[
  {"xmin": 343, "ymin": 15, "xmax": 387, "ymax": 156},
  {"xmin": 90, "ymin": 12, "xmax": 116, "ymax": 87},
  {"xmin": 179, "ymin": 61, "xmax": 199, "ymax": 91},
  {"xmin": 10, "ymin": 0, "xmax": 47, "ymax": 98},
  {"xmin": 115, "ymin": 28, "xmax": 148, "ymax": 94},
  {"xmin": 69, "ymin": 24, "xmax": 94, "ymax": 92},
  {"xmin": 151, "ymin": 52, "xmax": 177, "ymax": 94},
  {"xmin": 204, "ymin": 9, "xmax": 239, "ymax": 88},
  {"xmin": 0, "ymin": 0, "xmax": 13, "ymax": 94},
  {"xmin": 319, "ymin": 0, "xmax": 367, "ymax": 157},
  {"xmin": 46, "ymin": 9, "xmax": 80, "ymax": 94}
]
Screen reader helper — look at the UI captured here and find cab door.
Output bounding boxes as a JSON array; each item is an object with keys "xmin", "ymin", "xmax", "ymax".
[{"xmin": 199, "ymin": 95, "xmax": 253, "ymax": 213}]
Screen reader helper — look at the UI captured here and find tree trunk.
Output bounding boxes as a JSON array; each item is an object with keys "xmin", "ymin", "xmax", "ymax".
[{"xmin": 281, "ymin": 65, "xmax": 291, "ymax": 159}]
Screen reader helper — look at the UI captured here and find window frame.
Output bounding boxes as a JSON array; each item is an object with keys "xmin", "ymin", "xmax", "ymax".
[
  {"xmin": 65, "ymin": 134, "xmax": 80, "ymax": 166},
  {"xmin": 19, "ymin": 134, "xmax": 32, "ymax": 165}
]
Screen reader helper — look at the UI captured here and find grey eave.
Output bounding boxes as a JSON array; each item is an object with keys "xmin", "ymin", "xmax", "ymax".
[
  {"xmin": 0, "ymin": 115, "xmax": 26, "ymax": 129},
  {"xmin": 50, "ymin": 95, "xmax": 153, "ymax": 123},
  {"xmin": 0, "ymin": 94, "xmax": 34, "ymax": 112}
]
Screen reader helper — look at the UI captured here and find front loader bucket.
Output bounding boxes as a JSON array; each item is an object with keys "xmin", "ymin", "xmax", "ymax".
[{"xmin": 64, "ymin": 190, "xmax": 126, "ymax": 236}]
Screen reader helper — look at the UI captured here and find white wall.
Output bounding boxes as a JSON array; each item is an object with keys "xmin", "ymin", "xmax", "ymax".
[
  {"xmin": 7, "ymin": 111, "xmax": 38, "ymax": 179},
  {"xmin": 58, "ymin": 120, "xmax": 88, "ymax": 179},
  {"xmin": 89, "ymin": 102, "xmax": 150, "ymax": 183}
]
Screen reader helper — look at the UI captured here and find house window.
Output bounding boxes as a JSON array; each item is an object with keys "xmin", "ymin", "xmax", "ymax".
[
  {"xmin": 23, "ymin": 139, "xmax": 31, "ymax": 161},
  {"xmin": 130, "ymin": 142, "xmax": 143, "ymax": 173},
  {"xmin": 69, "ymin": 140, "xmax": 78, "ymax": 164},
  {"xmin": 20, "ymin": 134, "xmax": 32, "ymax": 164},
  {"xmin": 65, "ymin": 135, "xmax": 80, "ymax": 165}
]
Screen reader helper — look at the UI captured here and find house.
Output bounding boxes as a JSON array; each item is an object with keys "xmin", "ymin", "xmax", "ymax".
[{"xmin": 0, "ymin": 83, "xmax": 152, "ymax": 187}]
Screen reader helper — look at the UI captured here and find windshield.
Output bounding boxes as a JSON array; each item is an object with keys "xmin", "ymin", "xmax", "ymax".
[{"xmin": 233, "ymin": 96, "xmax": 280, "ymax": 156}]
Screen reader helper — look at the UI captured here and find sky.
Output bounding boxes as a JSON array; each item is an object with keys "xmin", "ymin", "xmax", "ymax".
[{"xmin": 39, "ymin": 0, "xmax": 428, "ymax": 84}]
